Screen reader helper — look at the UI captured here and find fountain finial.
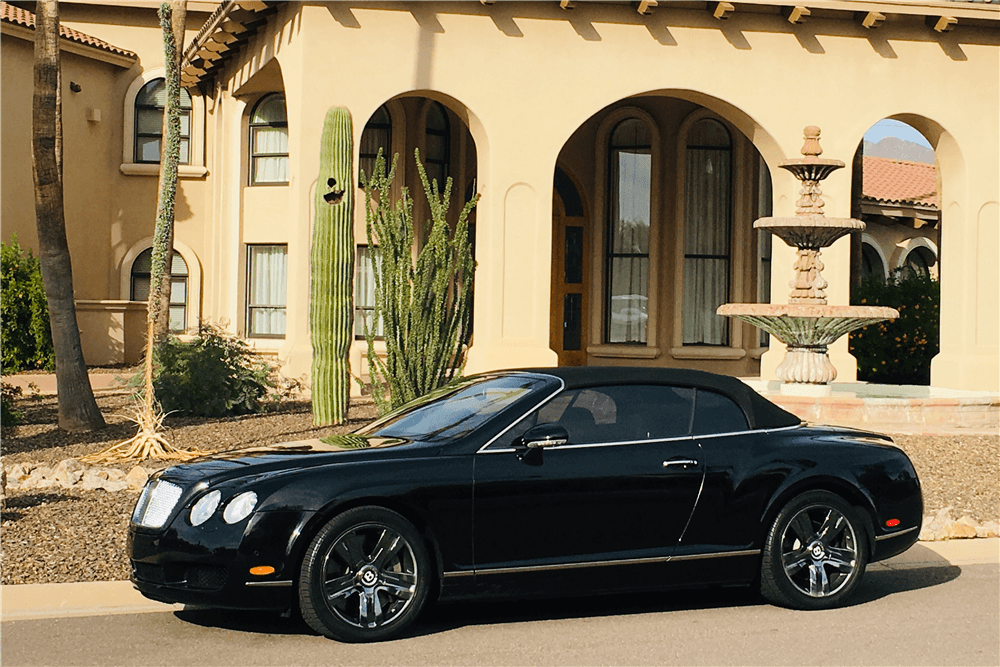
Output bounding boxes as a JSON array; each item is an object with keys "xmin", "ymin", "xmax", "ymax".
[{"xmin": 801, "ymin": 126, "xmax": 822, "ymax": 156}]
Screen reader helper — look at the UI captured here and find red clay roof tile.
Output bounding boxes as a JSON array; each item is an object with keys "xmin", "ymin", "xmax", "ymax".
[
  {"xmin": 1, "ymin": 1, "xmax": 137, "ymax": 61},
  {"xmin": 862, "ymin": 155, "xmax": 938, "ymax": 208}
]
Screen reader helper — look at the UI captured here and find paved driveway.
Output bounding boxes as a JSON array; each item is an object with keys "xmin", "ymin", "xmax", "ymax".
[{"xmin": 2, "ymin": 542, "xmax": 997, "ymax": 666}]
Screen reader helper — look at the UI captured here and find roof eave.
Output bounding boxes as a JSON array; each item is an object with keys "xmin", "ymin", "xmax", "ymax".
[{"xmin": 1, "ymin": 21, "xmax": 138, "ymax": 68}]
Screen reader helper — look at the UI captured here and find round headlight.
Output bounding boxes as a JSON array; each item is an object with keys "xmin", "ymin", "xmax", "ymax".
[
  {"xmin": 189, "ymin": 490, "xmax": 221, "ymax": 527},
  {"xmin": 222, "ymin": 491, "xmax": 258, "ymax": 524}
]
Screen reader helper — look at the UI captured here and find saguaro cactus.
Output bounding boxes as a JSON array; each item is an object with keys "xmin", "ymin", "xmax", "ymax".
[{"xmin": 311, "ymin": 107, "xmax": 354, "ymax": 425}]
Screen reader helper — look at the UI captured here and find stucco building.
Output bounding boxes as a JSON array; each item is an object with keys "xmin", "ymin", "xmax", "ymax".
[{"xmin": 2, "ymin": 0, "xmax": 997, "ymax": 391}]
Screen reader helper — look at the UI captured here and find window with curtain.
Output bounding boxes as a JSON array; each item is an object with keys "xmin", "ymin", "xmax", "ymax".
[
  {"xmin": 757, "ymin": 154, "xmax": 773, "ymax": 346},
  {"xmin": 247, "ymin": 245, "xmax": 287, "ymax": 337},
  {"xmin": 131, "ymin": 248, "xmax": 188, "ymax": 332},
  {"xmin": 683, "ymin": 118, "xmax": 732, "ymax": 346},
  {"xmin": 355, "ymin": 246, "xmax": 382, "ymax": 339},
  {"xmin": 606, "ymin": 118, "xmax": 651, "ymax": 344},
  {"xmin": 134, "ymin": 78, "xmax": 192, "ymax": 164},
  {"xmin": 359, "ymin": 105, "xmax": 391, "ymax": 185},
  {"xmin": 249, "ymin": 94, "xmax": 289, "ymax": 185},
  {"xmin": 425, "ymin": 102, "xmax": 450, "ymax": 191}
]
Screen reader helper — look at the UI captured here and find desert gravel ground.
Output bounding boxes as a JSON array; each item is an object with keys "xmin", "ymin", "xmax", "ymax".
[{"xmin": 1, "ymin": 392, "xmax": 997, "ymax": 586}]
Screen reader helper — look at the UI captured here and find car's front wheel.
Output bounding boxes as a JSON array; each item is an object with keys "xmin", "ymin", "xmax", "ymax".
[
  {"xmin": 298, "ymin": 506, "xmax": 431, "ymax": 642},
  {"xmin": 760, "ymin": 491, "xmax": 869, "ymax": 610}
]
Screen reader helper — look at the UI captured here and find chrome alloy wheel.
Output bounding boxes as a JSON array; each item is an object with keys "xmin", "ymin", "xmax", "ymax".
[
  {"xmin": 321, "ymin": 523, "xmax": 419, "ymax": 629},
  {"xmin": 779, "ymin": 504, "xmax": 859, "ymax": 598}
]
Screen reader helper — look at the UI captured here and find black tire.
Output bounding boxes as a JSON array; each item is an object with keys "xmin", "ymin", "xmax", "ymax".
[
  {"xmin": 760, "ymin": 490, "xmax": 869, "ymax": 610},
  {"xmin": 298, "ymin": 506, "xmax": 431, "ymax": 642}
]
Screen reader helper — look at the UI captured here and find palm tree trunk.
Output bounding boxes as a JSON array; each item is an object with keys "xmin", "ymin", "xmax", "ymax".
[
  {"xmin": 31, "ymin": 0, "xmax": 105, "ymax": 432},
  {"xmin": 152, "ymin": 0, "xmax": 187, "ymax": 340}
]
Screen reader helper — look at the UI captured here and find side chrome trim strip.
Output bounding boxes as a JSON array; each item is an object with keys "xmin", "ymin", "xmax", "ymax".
[
  {"xmin": 245, "ymin": 580, "xmax": 294, "ymax": 587},
  {"xmin": 441, "ymin": 570, "xmax": 476, "ymax": 579},
  {"xmin": 669, "ymin": 548, "xmax": 761, "ymax": 562},
  {"xmin": 874, "ymin": 525, "xmax": 919, "ymax": 541},
  {"xmin": 447, "ymin": 549, "xmax": 761, "ymax": 578}
]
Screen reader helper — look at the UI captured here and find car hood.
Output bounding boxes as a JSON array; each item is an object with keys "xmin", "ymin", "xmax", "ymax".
[{"xmin": 158, "ymin": 434, "xmax": 432, "ymax": 486}]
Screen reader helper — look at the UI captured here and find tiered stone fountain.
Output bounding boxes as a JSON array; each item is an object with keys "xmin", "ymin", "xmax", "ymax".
[{"xmin": 718, "ymin": 126, "xmax": 897, "ymax": 396}]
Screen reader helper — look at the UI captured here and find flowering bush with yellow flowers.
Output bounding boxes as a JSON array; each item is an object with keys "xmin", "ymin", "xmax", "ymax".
[{"xmin": 849, "ymin": 269, "xmax": 939, "ymax": 385}]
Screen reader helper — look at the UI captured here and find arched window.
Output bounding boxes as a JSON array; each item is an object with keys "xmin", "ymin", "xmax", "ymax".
[
  {"xmin": 131, "ymin": 249, "xmax": 189, "ymax": 332},
  {"xmin": 424, "ymin": 102, "xmax": 450, "ymax": 190},
  {"xmin": 861, "ymin": 242, "xmax": 886, "ymax": 282},
  {"xmin": 683, "ymin": 118, "xmax": 732, "ymax": 346},
  {"xmin": 359, "ymin": 104, "xmax": 391, "ymax": 184},
  {"xmin": 249, "ymin": 94, "xmax": 288, "ymax": 185},
  {"xmin": 134, "ymin": 79, "xmax": 192, "ymax": 164},
  {"xmin": 606, "ymin": 118, "xmax": 651, "ymax": 344}
]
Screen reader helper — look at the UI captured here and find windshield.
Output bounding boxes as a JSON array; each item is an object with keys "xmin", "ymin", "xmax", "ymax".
[{"xmin": 357, "ymin": 374, "xmax": 553, "ymax": 443}]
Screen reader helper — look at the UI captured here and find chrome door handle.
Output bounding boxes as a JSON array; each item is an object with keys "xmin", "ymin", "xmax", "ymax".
[{"xmin": 662, "ymin": 459, "xmax": 698, "ymax": 468}]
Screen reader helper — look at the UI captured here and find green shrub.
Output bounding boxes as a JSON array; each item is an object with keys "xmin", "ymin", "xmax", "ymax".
[
  {"xmin": 1, "ymin": 382, "xmax": 23, "ymax": 427},
  {"xmin": 145, "ymin": 326, "xmax": 276, "ymax": 417},
  {"xmin": 1, "ymin": 237, "xmax": 54, "ymax": 374},
  {"xmin": 849, "ymin": 269, "xmax": 940, "ymax": 385}
]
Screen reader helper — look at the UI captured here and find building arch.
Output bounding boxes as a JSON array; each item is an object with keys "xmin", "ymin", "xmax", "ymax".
[
  {"xmin": 895, "ymin": 236, "xmax": 939, "ymax": 278},
  {"xmin": 860, "ymin": 233, "xmax": 890, "ymax": 282}
]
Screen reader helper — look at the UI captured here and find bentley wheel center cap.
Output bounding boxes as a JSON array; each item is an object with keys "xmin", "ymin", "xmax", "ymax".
[{"xmin": 360, "ymin": 566, "xmax": 378, "ymax": 586}]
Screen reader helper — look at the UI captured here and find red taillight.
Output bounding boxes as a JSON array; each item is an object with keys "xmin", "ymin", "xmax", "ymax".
[{"xmin": 886, "ymin": 518, "xmax": 901, "ymax": 527}]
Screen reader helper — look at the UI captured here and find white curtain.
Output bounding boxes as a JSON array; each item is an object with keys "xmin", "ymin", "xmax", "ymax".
[
  {"xmin": 249, "ymin": 245, "xmax": 287, "ymax": 335},
  {"xmin": 252, "ymin": 127, "xmax": 289, "ymax": 183},
  {"xmin": 608, "ymin": 150, "xmax": 651, "ymax": 343},
  {"xmin": 683, "ymin": 145, "xmax": 731, "ymax": 345},
  {"xmin": 354, "ymin": 247, "xmax": 382, "ymax": 337}
]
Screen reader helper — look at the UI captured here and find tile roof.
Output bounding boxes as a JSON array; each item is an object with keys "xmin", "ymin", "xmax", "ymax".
[
  {"xmin": 1, "ymin": 1, "xmax": 137, "ymax": 60},
  {"xmin": 862, "ymin": 156, "xmax": 938, "ymax": 208}
]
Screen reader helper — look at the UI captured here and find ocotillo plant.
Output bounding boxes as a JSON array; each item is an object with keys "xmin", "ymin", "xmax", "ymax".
[
  {"xmin": 310, "ymin": 107, "xmax": 355, "ymax": 425},
  {"xmin": 360, "ymin": 149, "xmax": 478, "ymax": 413}
]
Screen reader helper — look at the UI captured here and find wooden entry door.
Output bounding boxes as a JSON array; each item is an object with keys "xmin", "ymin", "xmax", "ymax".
[{"xmin": 551, "ymin": 209, "xmax": 589, "ymax": 366}]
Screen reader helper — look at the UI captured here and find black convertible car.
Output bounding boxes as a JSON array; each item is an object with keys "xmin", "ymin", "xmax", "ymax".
[{"xmin": 129, "ymin": 367, "xmax": 921, "ymax": 642}]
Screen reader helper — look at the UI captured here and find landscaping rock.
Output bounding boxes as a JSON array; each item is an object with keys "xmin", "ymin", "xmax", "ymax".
[
  {"xmin": 51, "ymin": 458, "xmax": 85, "ymax": 486},
  {"xmin": 126, "ymin": 466, "xmax": 149, "ymax": 491},
  {"xmin": 976, "ymin": 521, "xmax": 1000, "ymax": 539}
]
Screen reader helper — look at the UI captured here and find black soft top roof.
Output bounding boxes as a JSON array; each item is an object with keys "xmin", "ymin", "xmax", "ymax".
[{"xmin": 513, "ymin": 366, "xmax": 801, "ymax": 431}]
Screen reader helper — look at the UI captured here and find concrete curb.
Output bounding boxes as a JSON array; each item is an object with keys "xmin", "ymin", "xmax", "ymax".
[
  {"xmin": 1, "ymin": 580, "xmax": 183, "ymax": 622},
  {"xmin": 2, "ymin": 539, "xmax": 996, "ymax": 623}
]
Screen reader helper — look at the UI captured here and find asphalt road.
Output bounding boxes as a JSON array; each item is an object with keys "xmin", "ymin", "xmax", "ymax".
[{"xmin": 3, "ymin": 557, "xmax": 997, "ymax": 667}]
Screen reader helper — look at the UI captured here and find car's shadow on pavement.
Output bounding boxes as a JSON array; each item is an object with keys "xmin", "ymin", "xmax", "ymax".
[{"xmin": 172, "ymin": 554, "xmax": 963, "ymax": 640}]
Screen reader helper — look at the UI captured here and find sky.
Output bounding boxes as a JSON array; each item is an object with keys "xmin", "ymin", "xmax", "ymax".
[{"xmin": 863, "ymin": 119, "xmax": 932, "ymax": 148}]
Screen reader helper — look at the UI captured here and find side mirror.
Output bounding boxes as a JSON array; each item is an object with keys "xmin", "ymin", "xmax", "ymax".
[{"xmin": 519, "ymin": 423, "xmax": 569, "ymax": 449}]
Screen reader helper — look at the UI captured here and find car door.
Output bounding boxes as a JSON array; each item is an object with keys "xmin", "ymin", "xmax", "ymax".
[{"xmin": 472, "ymin": 384, "xmax": 705, "ymax": 592}]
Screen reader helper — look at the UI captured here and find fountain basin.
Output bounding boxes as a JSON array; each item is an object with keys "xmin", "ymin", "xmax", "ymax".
[
  {"xmin": 716, "ymin": 303, "xmax": 898, "ymax": 346},
  {"xmin": 718, "ymin": 303, "xmax": 899, "ymax": 392},
  {"xmin": 754, "ymin": 217, "xmax": 863, "ymax": 249}
]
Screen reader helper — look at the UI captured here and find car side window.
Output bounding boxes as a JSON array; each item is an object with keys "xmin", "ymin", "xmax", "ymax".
[
  {"xmin": 485, "ymin": 384, "xmax": 700, "ymax": 450},
  {"xmin": 692, "ymin": 389, "xmax": 748, "ymax": 435}
]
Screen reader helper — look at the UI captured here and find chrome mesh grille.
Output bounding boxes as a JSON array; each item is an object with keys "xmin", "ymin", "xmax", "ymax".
[{"xmin": 131, "ymin": 479, "xmax": 182, "ymax": 529}]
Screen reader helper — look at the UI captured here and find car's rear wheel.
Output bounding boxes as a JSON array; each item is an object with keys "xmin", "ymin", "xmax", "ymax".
[
  {"xmin": 760, "ymin": 491, "xmax": 868, "ymax": 610},
  {"xmin": 298, "ymin": 506, "xmax": 431, "ymax": 642}
]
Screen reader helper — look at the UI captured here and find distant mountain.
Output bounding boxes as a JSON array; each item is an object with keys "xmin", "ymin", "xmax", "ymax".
[{"xmin": 863, "ymin": 137, "xmax": 934, "ymax": 164}]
